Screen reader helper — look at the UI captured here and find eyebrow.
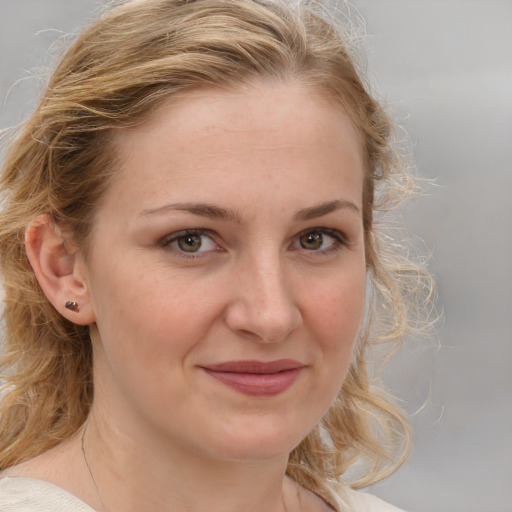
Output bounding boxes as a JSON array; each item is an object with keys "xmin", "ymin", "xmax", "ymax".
[
  {"xmin": 293, "ymin": 199, "xmax": 360, "ymax": 221},
  {"xmin": 139, "ymin": 202, "xmax": 243, "ymax": 223},
  {"xmin": 139, "ymin": 199, "xmax": 360, "ymax": 223}
]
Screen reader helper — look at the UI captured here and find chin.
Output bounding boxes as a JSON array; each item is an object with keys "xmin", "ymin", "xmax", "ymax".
[{"xmin": 197, "ymin": 420, "xmax": 309, "ymax": 463}]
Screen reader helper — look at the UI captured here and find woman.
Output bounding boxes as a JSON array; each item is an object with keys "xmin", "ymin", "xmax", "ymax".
[{"xmin": 0, "ymin": 0, "xmax": 433, "ymax": 510}]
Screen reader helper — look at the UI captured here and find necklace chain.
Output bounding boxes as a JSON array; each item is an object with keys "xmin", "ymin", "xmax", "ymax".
[
  {"xmin": 79, "ymin": 422, "xmax": 299, "ymax": 512},
  {"xmin": 81, "ymin": 420, "xmax": 109, "ymax": 512}
]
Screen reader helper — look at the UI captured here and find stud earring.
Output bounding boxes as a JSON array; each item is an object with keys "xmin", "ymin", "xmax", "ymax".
[{"xmin": 65, "ymin": 301, "xmax": 80, "ymax": 312}]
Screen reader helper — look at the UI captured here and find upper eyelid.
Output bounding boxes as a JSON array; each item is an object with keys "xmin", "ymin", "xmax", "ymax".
[
  {"xmin": 294, "ymin": 227, "xmax": 348, "ymax": 243},
  {"xmin": 160, "ymin": 228, "xmax": 216, "ymax": 244}
]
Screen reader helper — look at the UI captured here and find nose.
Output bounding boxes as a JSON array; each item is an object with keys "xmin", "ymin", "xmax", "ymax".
[{"xmin": 224, "ymin": 254, "xmax": 302, "ymax": 343}]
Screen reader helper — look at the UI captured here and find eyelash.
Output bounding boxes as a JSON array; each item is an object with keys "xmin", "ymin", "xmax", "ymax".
[
  {"xmin": 159, "ymin": 229, "xmax": 220, "ymax": 260},
  {"xmin": 292, "ymin": 227, "xmax": 348, "ymax": 255},
  {"xmin": 159, "ymin": 227, "xmax": 348, "ymax": 260}
]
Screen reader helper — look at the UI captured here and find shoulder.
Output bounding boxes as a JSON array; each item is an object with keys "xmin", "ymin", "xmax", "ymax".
[
  {"xmin": 0, "ymin": 477, "xmax": 95, "ymax": 512},
  {"xmin": 341, "ymin": 487, "xmax": 406, "ymax": 512},
  {"xmin": 324, "ymin": 482, "xmax": 406, "ymax": 512}
]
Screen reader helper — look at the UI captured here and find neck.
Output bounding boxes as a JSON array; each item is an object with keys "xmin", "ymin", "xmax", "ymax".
[{"xmin": 80, "ymin": 406, "xmax": 295, "ymax": 512}]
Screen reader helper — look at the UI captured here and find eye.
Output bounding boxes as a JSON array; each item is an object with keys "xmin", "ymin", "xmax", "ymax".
[
  {"xmin": 160, "ymin": 229, "xmax": 219, "ymax": 255},
  {"xmin": 299, "ymin": 231, "xmax": 324, "ymax": 250},
  {"xmin": 292, "ymin": 228, "xmax": 346, "ymax": 253}
]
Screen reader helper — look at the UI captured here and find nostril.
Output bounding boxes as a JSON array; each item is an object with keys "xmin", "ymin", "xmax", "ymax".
[{"xmin": 224, "ymin": 297, "xmax": 301, "ymax": 344}]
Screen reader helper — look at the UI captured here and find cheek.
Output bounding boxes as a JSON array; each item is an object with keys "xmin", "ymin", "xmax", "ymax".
[
  {"xmin": 303, "ymin": 267, "xmax": 366, "ymax": 364},
  {"xmin": 310, "ymin": 270, "xmax": 366, "ymax": 328},
  {"xmin": 89, "ymin": 260, "xmax": 222, "ymax": 364}
]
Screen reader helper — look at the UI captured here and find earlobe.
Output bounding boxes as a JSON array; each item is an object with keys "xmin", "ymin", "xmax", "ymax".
[{"xmin": 25, "ymin": 215, "xmax": 95, "ymax": 325}]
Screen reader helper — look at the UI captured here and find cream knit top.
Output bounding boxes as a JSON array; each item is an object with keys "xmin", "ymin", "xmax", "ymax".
[{"xmin": 0, "ymin": 476, "xmax": 405, "ymax": 512}]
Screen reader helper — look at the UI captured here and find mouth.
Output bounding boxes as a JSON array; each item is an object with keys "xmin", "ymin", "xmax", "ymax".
[{"xmin": 199, "ymin": 359, "xmax": 305, "ymax": 397}]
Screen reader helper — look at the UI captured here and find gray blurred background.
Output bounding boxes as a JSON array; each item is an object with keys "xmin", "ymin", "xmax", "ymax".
[{"xmin": 1, "ymin": 1, "xmax": 511, "ymax": 511}]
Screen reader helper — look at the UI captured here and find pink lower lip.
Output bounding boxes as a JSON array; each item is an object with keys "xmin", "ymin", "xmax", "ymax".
[{"xmin": 202, "ymin": 367, "xmax": 303, "ymax": 397}]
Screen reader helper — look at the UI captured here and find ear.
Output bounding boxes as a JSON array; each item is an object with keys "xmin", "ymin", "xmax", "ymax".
[{"xmin": 25, "ymin": 214, "xmax": 95, "ymax": 325}]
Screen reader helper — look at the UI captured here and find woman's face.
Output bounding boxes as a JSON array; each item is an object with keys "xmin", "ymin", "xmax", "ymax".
[{"xmin": 80, "ymin": 80, "xmax": 367, "ymax": 461}]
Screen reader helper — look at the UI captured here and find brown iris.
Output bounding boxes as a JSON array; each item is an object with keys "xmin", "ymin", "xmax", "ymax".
[
  {"xmin": 178, "ymin": 234, "xmax": 202, "ymax": 252},
  {"xmin": 300, "ymin": 232, "xmax": 323, "ymax": 250}
]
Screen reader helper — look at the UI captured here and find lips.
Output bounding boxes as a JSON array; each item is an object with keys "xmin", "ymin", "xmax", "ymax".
[{"xmin": 200, "ymin": 359, "xmax": 304, "ymax": 397}]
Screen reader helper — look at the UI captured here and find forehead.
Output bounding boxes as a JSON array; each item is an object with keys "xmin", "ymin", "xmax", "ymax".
[{"xmin": 106, "ymin": 80, "xmax": 364, "ymax": 212}]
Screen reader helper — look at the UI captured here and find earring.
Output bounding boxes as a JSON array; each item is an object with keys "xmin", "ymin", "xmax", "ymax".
[{"xmin": 65, "ymin": 301, "xmax": 80, "ymax": 312}]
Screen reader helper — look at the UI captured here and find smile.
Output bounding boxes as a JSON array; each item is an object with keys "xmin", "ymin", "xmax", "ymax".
[{"xmin": 200, "ymin": 359, "xmax": 305, "ymax": 397}]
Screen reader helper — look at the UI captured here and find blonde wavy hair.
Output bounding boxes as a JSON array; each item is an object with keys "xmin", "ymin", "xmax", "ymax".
[{"xmin": 0, "ymin": 0, "xmax": 433, "ymax": 507}]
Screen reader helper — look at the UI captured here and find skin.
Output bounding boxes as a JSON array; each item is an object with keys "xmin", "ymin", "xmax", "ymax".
[{"xmin": 12, "ymin": 79, "xmax": 367, "ymax": 512}]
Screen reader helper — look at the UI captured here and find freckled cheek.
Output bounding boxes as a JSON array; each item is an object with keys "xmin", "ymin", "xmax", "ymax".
[
  {"xmin": 305, "ymin": 278, "xmax": 366, "ymax": 350},
  {"xmin": 99, "ymin": 270, "xmax": 222, "ymax": 349}
]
